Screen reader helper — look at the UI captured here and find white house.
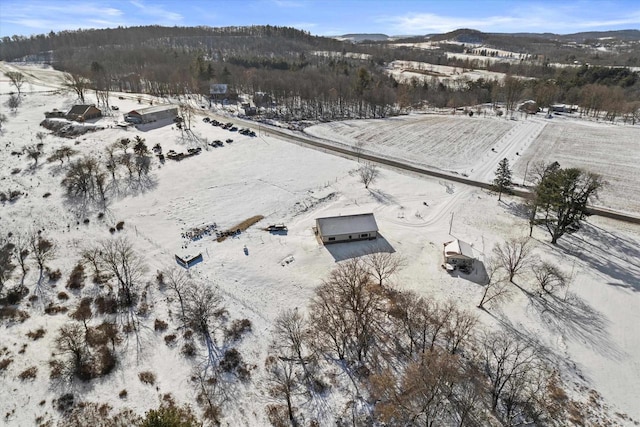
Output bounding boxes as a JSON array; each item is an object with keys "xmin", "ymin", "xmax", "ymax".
[
  {"xmin": 443, "ymin": 239, "xmax": 475, "ymax": 270},
  {"xmin": 315, "ymin": 213, "xmax": 378, "ymax": 244}
]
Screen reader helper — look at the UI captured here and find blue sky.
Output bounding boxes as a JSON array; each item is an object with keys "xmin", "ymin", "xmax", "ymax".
[{"xmin": 1, "ymin": 0, "xmax": 639, "ymax": 38}]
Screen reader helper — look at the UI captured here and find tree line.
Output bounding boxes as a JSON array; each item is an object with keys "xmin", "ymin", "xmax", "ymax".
[{"xmin": 3, "ymin": 25, "xmax": 639, "ymax": 122}]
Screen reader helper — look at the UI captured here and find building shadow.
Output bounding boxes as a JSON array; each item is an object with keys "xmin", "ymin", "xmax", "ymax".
[
  {"xmin": 446, "ymin": 259, "xmax": 489, "ymax": 285},
  {"xmin": 323, "ymin": 233, "xmax": 395, "ymax": 262},
  {"xmin": 134, "ymin": 119, "xmax": 176, "ymax": 132}
]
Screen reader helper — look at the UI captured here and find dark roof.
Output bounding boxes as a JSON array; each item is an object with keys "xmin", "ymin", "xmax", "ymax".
[
  {"xmin": 316, "ymin": 213, "xmax": 378, "ymax": 236},
  {"xmin": 67, "ymin": 105, "xmax": 98, "ymax": 116}
]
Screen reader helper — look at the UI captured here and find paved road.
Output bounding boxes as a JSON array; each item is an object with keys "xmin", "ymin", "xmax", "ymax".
[{"xmin": 218, "ymin": 114, "xmax": 640, "ymax": 225}]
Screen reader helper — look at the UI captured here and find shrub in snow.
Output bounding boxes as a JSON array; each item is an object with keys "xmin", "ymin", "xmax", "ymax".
[
  {"xmin": 164, "ymin": 334, "xmax": 177, "ymax": 346},
  {"xmin": 0, "ymin": 358, "xmax": 13, "ymax": 371},
  {"xmin": 18, "ymin": 366, "xmax": 38, "ymax": 380},
  {"xmin": 66, "ymin": 263, "xmax": 85, "ymax": 290},
  {"xmin": 154, "ymin": 319, "xmax": 168, "ymax": 331},
  {"xmin": 138, "ymin": 371, "xmax": 156, "ymax": 385},
  {"xmin": 115, "ymin": 221, "xmax": 125, "ymax": 231},
  {"xmin": 26, "ymin": 328, "xmax": 46, "ymax": 340},
  {"xmin": 224, "ymin": 318, "xmax": 252, "ymax": 341},
  {"xmin": 181, "ymin": 342, "xmax": 196, "ymax": 358},
  {"xmin": 47, "ymin": 267, "xmax": 62, "ymax": 282},
  {"xmin": 0, "ymin": 307, "xmax": 29, "ymax": 322},
  {"xmin": 95, "ymin": 296, "xmax": 117, "ymax": 314},
  {"xmin": 55, "ymin": 393, "xmax": 75, "ymax": 412}
]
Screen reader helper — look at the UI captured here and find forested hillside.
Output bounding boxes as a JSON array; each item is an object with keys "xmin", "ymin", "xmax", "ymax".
[{"xmin": 2, "ymin": 25, "xmax": 639, "ymax": 122}]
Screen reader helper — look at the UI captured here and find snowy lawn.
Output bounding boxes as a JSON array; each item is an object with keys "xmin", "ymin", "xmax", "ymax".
[{"xmin": 1, "ymin": 63, "xmax": 640, "ymax": 425}]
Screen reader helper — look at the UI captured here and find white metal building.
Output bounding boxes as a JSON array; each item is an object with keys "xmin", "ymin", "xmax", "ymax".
[
  {"xmin": 125, "ymin": 105, "xmax": 178, "ymax": 124},
  {"xmin": 315, "ymin": 213, "xmax": 378, "ymax": 244}
]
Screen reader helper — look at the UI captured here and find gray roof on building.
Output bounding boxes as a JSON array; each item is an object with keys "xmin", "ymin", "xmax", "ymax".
[
  {"xmin": 67, "ymin": 105, "xmax": 99, "ymax": 116},
  {"xmin": 316, "ymin": 213, "xmax": 378, "ymax": 236},
  {"xmin": 128, "ymin": 105, "xmax": 178, "ymax": 116}
]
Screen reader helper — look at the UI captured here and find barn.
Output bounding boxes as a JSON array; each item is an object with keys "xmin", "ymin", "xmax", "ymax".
[
  {"xmin": 66, "ymin": 104, "xmax": 102, "ymax": 122},
  {"xmin": 315, "ymin": 213, "xmax": 378, "ymax": 244},
  {"xmin": 124, "ymin": 105, "xmax": 178, "ymax": 124},
  {"xmin": 443, "ymin": 239, "xmax": 475, "ymax": 271}
]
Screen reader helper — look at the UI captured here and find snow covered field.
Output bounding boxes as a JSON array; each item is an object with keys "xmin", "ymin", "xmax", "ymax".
[
  {"xmin": 305, "ymin": 113, "xmax": 640, "ymax": 215},
  {"xmin": 1, "ymin": 63, "xmax": 640, "ymax": 425}
]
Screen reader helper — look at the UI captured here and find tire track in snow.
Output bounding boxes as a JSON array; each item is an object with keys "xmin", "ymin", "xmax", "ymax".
[{"xmin": 470, "ymin": 119, "xmax": 546, "ymax": 182}]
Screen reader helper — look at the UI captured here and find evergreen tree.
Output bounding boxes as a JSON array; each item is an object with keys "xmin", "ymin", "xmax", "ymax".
[
  {"xmin": 493, "ymin": 158, "xmax": 513, "ymax": 201},
  {"xmin": 534, "ymin": 167, "xmax": 603, "ymax": 244}
]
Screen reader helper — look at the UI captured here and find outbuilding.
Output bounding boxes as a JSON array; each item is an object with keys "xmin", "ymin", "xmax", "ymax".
[
  {"xmin": 315, "ymin": 213, "xmax": 378, "ymax": 244},
  {"xmin": 66, "ymin": 104, "xmax": 102, "ymax": 122},
  {"xmin": 443, "ymin": 239, "xmax": 475, "ymax": 271},
  {"xmin": 124, "ymin": 105, "xmax": 178, "ymax": 124}
]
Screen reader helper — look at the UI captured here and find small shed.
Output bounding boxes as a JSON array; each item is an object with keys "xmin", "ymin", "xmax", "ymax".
[
  {"xmin": 175, "ymin": 253, "xmax": 203, "ymax": 269},
  {"xmin": 315, "ymin": 213, "xmax": 378, "ymax": 244},
  {"xmin": 125, "ymin": 105, "xmax": 178, "ymax": 124},
  {"xmin": 443, "ymin": 239, "xmax": 475, "ymax": 270},
  {"xmin": 66, "ymin": 105, "xmax": 102, "ymax": 122}
]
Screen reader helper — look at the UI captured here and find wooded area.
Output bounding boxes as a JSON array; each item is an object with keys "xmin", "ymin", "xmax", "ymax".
[{"xmin": 2, "ymin": 25, "xmax": 639, "ymax": 122}]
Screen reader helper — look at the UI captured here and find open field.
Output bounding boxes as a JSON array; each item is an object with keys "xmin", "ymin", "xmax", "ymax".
[
  {"xmin": 513, "ymin": 118, "xmax": 640, "ymax": 215},
  {"xmin": 305, "ymin": 113, "xmax": 640, "ymax": 214}
]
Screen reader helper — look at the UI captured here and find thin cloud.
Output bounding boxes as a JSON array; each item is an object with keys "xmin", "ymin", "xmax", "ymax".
[
  {"xmin": 382, "ymin": 7, "xmax": 640, "ymax": 35},
  {"xmin": 129, "ymin": 0, "xmax": 184, "ymax": 23},
  {"xmin": 0, "ymin": 2, "xmax": 127, "ymax": 33},
  {"xmin": 272, "ymin": 0, "xmax": 306, "ymax": 8},
  {"xmin": 383, "ymin": 13, "xmax": 519, "ymax": 34}
]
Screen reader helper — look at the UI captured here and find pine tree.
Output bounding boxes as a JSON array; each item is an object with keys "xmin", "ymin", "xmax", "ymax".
[{"xmin": 493, "ymin": 158, "xmax": 513, "ymax": 201}]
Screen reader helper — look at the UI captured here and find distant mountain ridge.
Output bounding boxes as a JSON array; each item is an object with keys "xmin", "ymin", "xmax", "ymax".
[{"xmin": 339, "ymin": 29, "xmax": 640, "ymax": 45}]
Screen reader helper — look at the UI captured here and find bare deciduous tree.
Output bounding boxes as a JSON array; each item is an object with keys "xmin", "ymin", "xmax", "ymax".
[
  {"xmin": 363, "ymin": 252, "xmax": 405, "ymax": 287},
  {"xmin": 25, "ymin": 145, "xmax": 42, "ymax": 167},
  {"xmin": 29, "ymin": 232, "xmax": 55, "ymax": 286},
  {"xmin": 371, "ymin": 348, "xmax": 463, "ymax": 426},
  {"xmin": 97, "ymin": 237, "xmax": 147, "ymax": 307},
  {"xmin": 63, "ymin": 72, "xmax": 89, "ymax": 103},
  {"xmin": 478, "ymin": 257, "xmax": 512, "ymax": 310},
  {"xmin": 443, "ymin": 307, "xmax": 478, "ymax": 355},
  {"xmin": 5, "ymin": 71, "xmax": 25, "ymax": 95},
  {"xmin": 55, "ymin": 322, "xmax": 89, "ymax": 378},
  {"xmin": 532, "ymin": 262, "xmax": 568, "ymax": 295},
  {"xmin": 309, "ymin": 257, "xmax": 384, "ymax": 364},
  {"xmin": 264, "ymin": 355, "xmax": 301, "ymax": 427},
  {"xmin": 482, "ymin": 330, "xmax": 553, "ymax": 423},
  {"xmin": 184, "ymin": 283, "xmax": 225, "ymax": 367},
  {"xmin": 0, "ymin": 237, "xmax": 16, "ymax": 293},
  {"xmin": 358, "ymin": 163, "xmax": 378, "ymax": 189},
  {"xmin": 493, "ymin": 237, "xmax": 533, "ymax": 283},
  {"xmin": 272, "ymin": 309, "xmax": 319, "ymax": 391}
]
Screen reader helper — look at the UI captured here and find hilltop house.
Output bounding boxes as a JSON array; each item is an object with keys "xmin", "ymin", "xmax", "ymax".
[
  {"xmin": 315, "ymin": 213, "xmax": 378, "ymax": 244},
  {"xmin": 66, "ymin": 105, "xmax": 102, "ymax": 122}
]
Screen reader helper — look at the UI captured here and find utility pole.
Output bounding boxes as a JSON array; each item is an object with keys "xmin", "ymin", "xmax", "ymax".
[
  {"xmin": 522, "ymin": 160, "xmax": 530, "ymax": 186},
  {"xmin": 449, "ymin": 212, "xmax": 454, "ymax": 235}
]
